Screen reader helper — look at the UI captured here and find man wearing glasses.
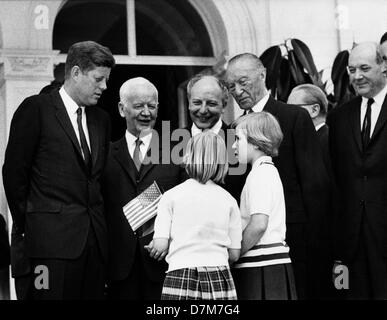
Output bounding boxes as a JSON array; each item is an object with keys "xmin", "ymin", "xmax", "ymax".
[
  {"xmin": 226, "ymin": 53, "xmax": 331, "ymax": 299},
  {"xmin": 287, "ymin": 84, "xmax": 330, "ymax": 168}
]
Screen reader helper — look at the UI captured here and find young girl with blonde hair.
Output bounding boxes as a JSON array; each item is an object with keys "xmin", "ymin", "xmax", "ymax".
[
  {"xmin": 232, "ymin": 112, "xmax": 297, "ymax": 300},
  {"xmin": 147, "ymin": 131, "xmax": 242, "ymax": 300}
]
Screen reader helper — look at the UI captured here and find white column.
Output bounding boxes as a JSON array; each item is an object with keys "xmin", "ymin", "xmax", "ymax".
[{"xmin": 0, "ymin": 49, "xmax": 59, "ymax": 299}]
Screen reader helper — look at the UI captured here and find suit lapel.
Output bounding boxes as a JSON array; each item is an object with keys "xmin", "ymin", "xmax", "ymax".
[
  {"xmin": 370, "ymin": 94, "xmax": 387, "ymax": 143},
  {"xmin": 139, "ymin": 133, "xmax": 162, "ymax": 181},
  {"xmin": 52, "ymin": 91, "xmax": 85, "ymax": 162},
  {"xmin": 349, "ymin": 97, "xmax": 363, "ymax": 152},
  {"xmin": 113, "ymin": 137, "xmax": 137, "ymax": 186},
  {"xmin": 263, "ymin": 96, "xmax": 279, "ymax": 118},
  {"xmin": 86, "ymin": 107, "xmax": 99, "ymax": 171}
]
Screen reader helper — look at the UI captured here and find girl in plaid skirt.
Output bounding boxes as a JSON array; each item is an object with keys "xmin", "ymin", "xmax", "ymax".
[{"xmin": 146, "ymin": 131, "xmax": 242, "ymax": 300}]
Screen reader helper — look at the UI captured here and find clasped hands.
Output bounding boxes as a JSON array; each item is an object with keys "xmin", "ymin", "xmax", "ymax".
[{"xmin": 144, "ymin": 238, "xmax": 169, "ymax": 261}]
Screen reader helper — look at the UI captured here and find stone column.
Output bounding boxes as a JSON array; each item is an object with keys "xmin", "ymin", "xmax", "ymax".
[{"xmin": 0, "ymin": 49, "xmax": 59, "ymax": 299}]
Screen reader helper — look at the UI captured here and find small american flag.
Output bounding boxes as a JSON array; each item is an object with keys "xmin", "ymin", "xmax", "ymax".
[{"xmin": 123, "ymin": 181, "xmax": 162, "ymax": 232}]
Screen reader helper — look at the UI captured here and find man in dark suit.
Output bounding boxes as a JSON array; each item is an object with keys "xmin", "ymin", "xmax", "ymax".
[
  {"xmin": 327, "ymin": 42, "xmax": 387, "ymax": 299},
  {"xmin": 226, "ymin": 53, "xmax": 331, "ymax": 299},
  {"xmin": 287, "ymin": 83, "xmax": 339, "ymax": 299},
  {"xmin": 287, "ymin": 84, "xmax": 330, "ymax": 170},
  {"xmin": 103, "ymin": 77, "xmax": 186, "ymax": 300},
  {"xmin": 185, "ymin": 74, "xmax": 247, "ymax": 201},
  {"xmin": 2, "ymin": 41, "xmax": 115, "ymax": 299}
]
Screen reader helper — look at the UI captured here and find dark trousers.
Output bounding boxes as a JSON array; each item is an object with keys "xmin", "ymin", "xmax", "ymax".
[
  {"xmin": 107, "ymin": 247, "xmax": 164, "ymax": 300},
  {"xmin": 346, "ymin": 216, "xmax": 387, "ymax": 299},
  {"xmin": 30, "ymin": 227, "xmax": 106, "ymax": 300},
  {"xmin": 287, "ymin": 223, "xmax": 335, "ymax": 300}
]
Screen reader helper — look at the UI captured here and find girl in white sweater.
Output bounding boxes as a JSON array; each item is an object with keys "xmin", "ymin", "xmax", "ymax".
[{"xmin": 146, "ymin": 131, "xmax": 242, "ymax": 300}]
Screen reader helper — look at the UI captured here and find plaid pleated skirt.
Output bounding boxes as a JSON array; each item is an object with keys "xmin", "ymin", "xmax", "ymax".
[{"xmin": 161, "ymin": 266, "xmax": 237, "ymax": 300}]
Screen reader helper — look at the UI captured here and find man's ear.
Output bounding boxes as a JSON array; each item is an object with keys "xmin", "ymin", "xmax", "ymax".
[
  {"xmin": 118, "ymin": 101, "xmax": 125, "ymax": 118},
  {"xmin": 71, "ymin": 66, "xmax": 81, "ymax": 81},
  {"xmin": 311, "ymin": 104, "xmax": 321, "ymax": 118},
  {"xmin": 259, "ymin": 68, "xmax": 267, "ymax": 81}
]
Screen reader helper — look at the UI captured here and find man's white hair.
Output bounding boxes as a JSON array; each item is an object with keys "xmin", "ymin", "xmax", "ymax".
[{"xmin": 119, "ymin": 77, "xmax": 158, "ymax": 101}]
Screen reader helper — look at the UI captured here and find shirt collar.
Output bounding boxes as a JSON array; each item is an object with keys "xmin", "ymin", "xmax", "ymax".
[
  {"xmin": 191, "ymin": 117, "xmax": 223, "ymax": 136},
  {"xmin": 252, "ymin": 155, "xmax": 273, "ymax": 169},
  {"xmin": 59, "ymin": 86, "xmax": 82, "ymax": 114},
  {"xmin": 125, "ymin": 130, "xmax": 153, "ymax": 149},
  {"xmin": 315, "ymin": 122, "xmax": 326, "ymax": 131},
  {"xmin": 362, "ymin": 83, "xmax": 387, "ymax": 108},
  {"xmin": 251, "ymin": 92, "xmax": 270, "ymax": 113}
]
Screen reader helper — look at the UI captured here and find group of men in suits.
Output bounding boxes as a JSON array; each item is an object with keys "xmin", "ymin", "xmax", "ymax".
[{"xmin": 3, "ymin": 38, "xmax": 387, "ymax": 300}]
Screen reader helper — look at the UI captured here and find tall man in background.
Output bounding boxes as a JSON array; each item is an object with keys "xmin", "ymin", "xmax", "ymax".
[
  {"xmin": 327, "ymin": 42, "xmax": 387, "ymax": 299},
  {"xmin": 226, "ymin": 53, "xmax": 331, "ymax": 299},
  {"xmin": 3, "ymin": 41, "xmax": 115, "ymax": 299}
]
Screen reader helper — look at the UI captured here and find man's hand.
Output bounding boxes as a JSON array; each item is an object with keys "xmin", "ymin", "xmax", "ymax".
[{"xmin": 144, "ymin": 238, "xmax": 169, "ymax": 261}]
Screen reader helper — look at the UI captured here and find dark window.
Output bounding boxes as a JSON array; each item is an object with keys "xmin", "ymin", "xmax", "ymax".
[
  {"xmin": 135, "ymin": 0, "xmax": 213, "ymax": 56},
  {"xmin": 53, "ymin": 0, "xmax": 128, "ymax": 54}
]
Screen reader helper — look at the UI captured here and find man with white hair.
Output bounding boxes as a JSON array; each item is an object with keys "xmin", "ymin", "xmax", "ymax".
[
  {"xmin": 327, "ymin": 42, "xmax": 387, "ymax": 299},
  {"xmin": 102, "ymin": 77, "xmax": 186, "ymax": 300},
  {"xmin": 287, "ymin": 84, "xmax": 330, "ymax": 167}
]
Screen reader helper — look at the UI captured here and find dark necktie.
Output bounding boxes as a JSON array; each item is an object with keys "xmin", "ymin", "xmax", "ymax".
[
  {"xmin": 243, "ymin": 109, "xmax": 253, "ymax": 115},
  {"xmin": 76, "ymin": 107, "xmax": 91, "ymax": 172},
  {"xmin": 133, "ymin": 138, "xmax": 143, "ymax": 171},
  {"xmin": 361, "ymin": 98, "xmax": 374, "ymax": 149}
]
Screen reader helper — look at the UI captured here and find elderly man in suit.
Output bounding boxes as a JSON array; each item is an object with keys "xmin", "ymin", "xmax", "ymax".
[
  {"xmin": 185, "ymin": 74, "xmax": 247, "ymax": 201},
  {"xmin": 187, "ymin": 74, "xmax": 229, "ymax": 137},
  {"xmin": 103, "ymin": 77, "xmax": 186, "ymax": 300},
  {"xmin": 3, "ymin": 41, "xmax": 115, "ymax": 299},
  {"xmin": 287, "ymin": 84, "xmax": 330, "ymax": 169},
  {"xmin": 226, "ymin": 53, "xmax": 331, "ymax": 299},
  {"xmin": 287, "ymin": 83, "xmax": 338, "ymax": 299},
  {"xmin": 327, "ymin": 42, "xmax": 387, "ymax": 299}
]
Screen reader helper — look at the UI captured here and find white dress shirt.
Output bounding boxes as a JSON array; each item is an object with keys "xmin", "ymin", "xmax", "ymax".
[
  {"xmin": 360, "ymin": 84, "xmax": 387, "ymax": 136},
  {"xmin": 125, "ymin": 130, "xmax": 153, "ymax": 161},
  {"xmin": 315, "ymin": 122, "xmax": 326, "ymax": 132},
  {"xmin": 59, "ymin": 87, "xmax": 91, "ymax": 154},
  {"xmin": 191, "ymin": 117, "xmax": 223, "ymax": 136},
  {"xmin": 251, "ymin": 92, "xmax": 270, "ymax": 113}
]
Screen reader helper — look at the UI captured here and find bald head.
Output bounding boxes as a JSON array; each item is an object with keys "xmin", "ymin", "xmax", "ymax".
[
  {"xmin": 228, "ymin": 53, "xmax": 265, "ymax": 70},
  {"xmin": 226, "ymin": 53, "xmax": 268, "ymax": 110},
  {"xmin": 348, "ymin": 42, "xmax": 386, "ymax": 98},
  {"xmin": 118, "ymin": 77, "xmax": 159, "ymax": 137}
]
